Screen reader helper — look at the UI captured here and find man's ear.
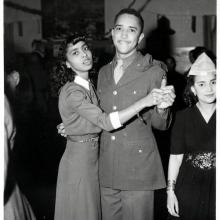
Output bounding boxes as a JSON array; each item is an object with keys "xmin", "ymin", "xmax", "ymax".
[
  {"xmin": 138, "ymin": 33, "xmax": 144, "ymax": 44},
  {"xmin": 111, "ymin": 28, "xmax": 115, "ymax": 38}
]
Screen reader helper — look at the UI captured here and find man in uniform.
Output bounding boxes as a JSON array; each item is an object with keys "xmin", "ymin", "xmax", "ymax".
[{"xmin": 97, "ymin": 8, "xmax": 175, "ymax": 220}]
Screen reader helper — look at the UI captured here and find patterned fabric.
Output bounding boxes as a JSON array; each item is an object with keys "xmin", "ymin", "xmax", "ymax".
[{"xmin": 186, "ymin": 152, "xmax": 216, "ymax": 170}]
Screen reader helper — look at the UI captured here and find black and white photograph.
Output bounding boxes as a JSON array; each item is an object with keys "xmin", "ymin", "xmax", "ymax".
[{"xmin": 3, "ymin": 0, "xmax": 217, "ymax": 220}]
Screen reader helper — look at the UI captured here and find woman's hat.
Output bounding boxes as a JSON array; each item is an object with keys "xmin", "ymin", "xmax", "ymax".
[{"xmin": 188, "ymin": 52, "xmax": 216, "ymax": 76}]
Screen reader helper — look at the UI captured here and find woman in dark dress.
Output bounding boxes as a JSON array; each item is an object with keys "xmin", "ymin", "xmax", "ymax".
[
  {"xmin": 166, "ymin": 52, "xmax": 216, "ymax": 220},
  {"xmin": 51, "ymin": 33, "xmax": 174, "ymax": 220}
]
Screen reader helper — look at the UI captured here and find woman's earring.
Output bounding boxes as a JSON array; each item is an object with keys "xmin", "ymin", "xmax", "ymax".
[
  {"xmin": 66, "ymin": 61, "xmax": 70, "ymax": 68},
  {"xmin": 191, "ymin": 87, "xmax": 197, "ymax": 97}
]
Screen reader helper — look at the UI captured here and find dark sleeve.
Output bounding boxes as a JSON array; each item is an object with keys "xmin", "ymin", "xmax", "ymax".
[{"xmin": 170, "ymin": 110, "xmax": 186, "ymax": 154}]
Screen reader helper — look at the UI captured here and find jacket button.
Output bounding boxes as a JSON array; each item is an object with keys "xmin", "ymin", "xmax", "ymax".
[
  {"xmin": 113, "ymin": 90, "xmax": 117, "ymax": 95},
  {"xmin": 113, "ymin": 106, "xmax": 117, "ymax": 110},
  {"xmin": 111, "ymin": 136, "xmax": 116, "ymax": 140},
  {"xmin": 138, "ymin": 149, "xmax": 143, "ymax": 153},
  {"xmin": 133, "ymin": 90, "xmax": 137, "ymax": 94}
]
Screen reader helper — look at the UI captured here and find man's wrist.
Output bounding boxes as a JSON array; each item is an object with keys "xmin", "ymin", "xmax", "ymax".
[{"xmin": 156, "ymin": 106, "xmax": 167, "ymax": 114}]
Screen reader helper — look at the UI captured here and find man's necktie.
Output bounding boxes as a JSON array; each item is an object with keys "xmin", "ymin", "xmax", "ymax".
[{"xmin": 114, "ymin": 59, "xmax": 124, "ymax": 84}]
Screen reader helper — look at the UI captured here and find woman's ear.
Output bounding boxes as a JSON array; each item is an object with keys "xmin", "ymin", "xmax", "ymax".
[
  {"xmin": 191, "ymin": 86, "xmax": 196, "ymax": 96},
  {"xmin": 66, "ymin": 61, "xmax": 71, "ymax": 68}
]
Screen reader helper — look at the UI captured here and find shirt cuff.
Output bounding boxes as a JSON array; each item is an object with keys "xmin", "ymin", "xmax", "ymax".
[{"xmin": 109, "ymin": 111, "xmax": 122, "ymax": 129}]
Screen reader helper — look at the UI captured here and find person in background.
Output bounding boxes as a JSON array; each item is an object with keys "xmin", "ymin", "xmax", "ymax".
[
  {"xmin": 25, "ymin": 39, "xmax": 49, "ymax": 167},
  {"xmin": 97, "ymin": 8, "xmax": 175, "ymax": 220},
  {"xmin": 52, "ymin": 33, "xmax": 174, "ymax": 220},
  {"xmin": 4, "ymin": 63, "xmax": 36, "ymax": 220},
  {"xmin": 166, "ymin": 53, "xmax": 216, "ymax": 220},
  {"xmin": 5, "ymin": 59, "xmax": 34, "ymax": 126},
  {"xmin": 26, "ymin": 39, "xmax": 48, "ymax": 117},
  {"xmin": 165, "ymin": 56, "xmax": 186, "ymax": 111},
  {"xmin": 5, "ymin": 58, "xmax": 36, "ymax": 182},
  {"xmin": 188, "ymin": 46, "xmax": 216, "ymax": 65}
]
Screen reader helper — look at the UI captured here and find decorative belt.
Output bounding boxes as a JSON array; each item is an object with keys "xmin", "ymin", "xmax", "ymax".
[
  {"xmin": 67, "ymin": 134, "xmax": 99, "ymax": 143},
  {"xmin": 185, "ymin": 152, "xmax": 216, "ymax": 170}
]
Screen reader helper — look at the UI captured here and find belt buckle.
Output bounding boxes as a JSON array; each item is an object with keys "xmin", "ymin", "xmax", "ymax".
[{"xmin": 79, "ymin": 136, "xmax": 98, "ymax": 143}]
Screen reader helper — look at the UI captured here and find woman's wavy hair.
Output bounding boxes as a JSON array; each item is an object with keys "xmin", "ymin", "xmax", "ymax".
[
  {"xmin": 183, "ymin": 75, "xmax": 198, "ymax": 107},
  {"xmin": 50, "ymin": 33, "xmax": 87, "ymax": 97}
]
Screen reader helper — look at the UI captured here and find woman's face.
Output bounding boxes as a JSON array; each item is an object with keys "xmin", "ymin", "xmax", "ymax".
[
  {"xmin": 65, "ymin": 41, "xmax": 93, "ymax": 75},
  {"xmin": 191, "ymin": 73, "xmax": 216, "ymax": 104}
]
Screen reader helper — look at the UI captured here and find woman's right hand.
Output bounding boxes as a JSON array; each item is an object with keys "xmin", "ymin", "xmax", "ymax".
[
  {"xmin": 57, "ymin": 123, "xmax": 67, "ymax": 137},
  {"xmin": 167, "ymin": 190, "xmax": 180, "ymax": 217}
]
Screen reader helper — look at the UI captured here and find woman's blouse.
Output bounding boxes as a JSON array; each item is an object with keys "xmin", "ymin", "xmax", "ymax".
[
  {"xmin": 58, "ymin": 76, "xmax": 121, "ymax": 136},
  {"xmin": 170, "ymin": 105, "xmax": 216, "ymax": 154}
]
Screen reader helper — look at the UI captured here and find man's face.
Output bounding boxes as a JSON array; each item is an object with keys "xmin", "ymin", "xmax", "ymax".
[{"xmin": 112, "ymin": 13, "xmax": 144, "ymax": 58}]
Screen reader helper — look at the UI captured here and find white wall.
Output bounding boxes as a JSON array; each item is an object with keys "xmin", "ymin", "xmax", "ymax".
[
  {"xmin": 4, "ymin": 0, "xmax": 42, "ymax": 53},
  {"xmin": 105, "ymin": 0, "xmax": 215, "ymax": 49}
]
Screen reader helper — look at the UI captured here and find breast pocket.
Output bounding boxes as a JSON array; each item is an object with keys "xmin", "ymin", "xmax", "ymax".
[{"xmin": 121, "ymin": 83, "xmax": 149, "ymax": 107}]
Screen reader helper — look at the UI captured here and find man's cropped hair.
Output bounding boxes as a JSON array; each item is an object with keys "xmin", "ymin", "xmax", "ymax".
[{"xmin": 114, "ymin": 8, "xmax": 144, "ymax": 33}]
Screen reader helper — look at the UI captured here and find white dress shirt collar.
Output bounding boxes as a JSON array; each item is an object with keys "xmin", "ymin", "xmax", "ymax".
[{"xmin": 74, "ymin": 75, "xmax": 90, "ymax": 91}]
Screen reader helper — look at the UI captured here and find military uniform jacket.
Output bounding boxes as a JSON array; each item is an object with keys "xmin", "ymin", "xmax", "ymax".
[{"xmin": 97, "ymin": 52, "xmax": 171, "ymax": 190}]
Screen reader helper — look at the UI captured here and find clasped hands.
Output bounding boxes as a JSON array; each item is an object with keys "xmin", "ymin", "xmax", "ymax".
[
  {"xmin": 57, "ymin": 78, "xmax": 175, "ymax": 137},
  {"xmin": 150, "ymin": 78, "xmax": 175, "ymax": 110}
]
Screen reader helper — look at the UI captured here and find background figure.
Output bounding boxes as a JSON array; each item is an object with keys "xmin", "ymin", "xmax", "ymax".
[
  {"xmin": 4, "ymin": 94, "xmax": 36, "ymax": 220},
  {"xmin": 165, "ymin": 56, "xmax": 186, "ymax": 111},
  {"xmin": 25, "ymin": 39, "xmax": 50, "ymax": 171},
  {"xmin": 143, "ymin": 16, "xmax": 175, "ymax": 62},
  {"xmin": 188, "ymin": 46, "xmax": 216, "ymax": 64},
  {"xmin": 4, "ymin": 58, "xmax": 36, "ymax": 181},
  {"xmin": 26, "ymin": 39, "xmax": 49, "ymax": 118},
  {"xmin": 166, "ymin": 53, "xmax": 216, "ymax": 220},
  {"xmin": 5, "ymin": 58, "xmax": 34, "ymax": 125}
]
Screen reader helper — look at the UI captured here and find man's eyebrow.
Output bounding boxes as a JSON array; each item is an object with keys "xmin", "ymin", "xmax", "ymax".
[
  {"xmin": 195, "ymin": 80, "xmax": 205, "ymax": 83},
  {"xmin": 115, "ymin": 24, "xmax": 138, "ymax": 30},
  {"xmin": 115, "ymin": 24, "xmax": 122, "ymax": 27},
  {"xmin": 128, "ymin": 26, "xmax": 138, "ymax": 30}
]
